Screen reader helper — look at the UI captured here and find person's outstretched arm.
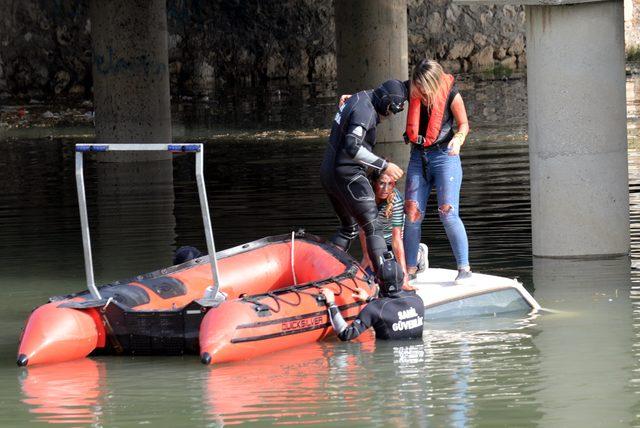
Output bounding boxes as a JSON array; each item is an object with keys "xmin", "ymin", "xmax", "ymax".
[
  {"xmin": 340, "ymin": 102, "xmax": 404, "ymax": 180},
  {"xmin": 343, "ymin": 123, "xmax": 388, "ymax": 171},
  {"xmin": 321, "ymin": 288, "xmax": 372, "ymax": 341},
  {"xmin": 391, "ymin": 226, "xmax": 408, "ymax": 287}
]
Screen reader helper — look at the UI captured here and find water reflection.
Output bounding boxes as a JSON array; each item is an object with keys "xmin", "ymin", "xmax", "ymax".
[
  {"xmin": 418, "ymin": 314, "xmax": 542, "ymax": 427},
  {"xmin": 532, "ymin": 257, "xmax": 634, "ymax": 426},
  {"xmin": 204, "ymin": 335, "xmax": 375, "ymax": 425},
  {"xmin": 92, "ymin": 158, "xmax": 175, "ymax": 281},
  {"xmin": 200, "ymin": 313, "xmax": 544, "ymax": 426},
  {"xmin": 627, "ymin": 119, "xmax": 640, "ymax": 426},
  {"xmin": 18, "ymin": 359, "xmax": 105, "ymax": 425},
  {"xmin": 14, "ymin": 313, "xmax": 542, "ymax": 427},
  {"xmin": 172, "ymin": 78, "xmax": 527, "ymax": 139}
]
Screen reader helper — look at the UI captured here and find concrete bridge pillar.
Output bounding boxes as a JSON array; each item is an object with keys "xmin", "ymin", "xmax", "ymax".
[
  {"xmin": 90, "ymin": 0, "xmax": 172, "ymax": 148},
  {"xmin": 88, "ymin": 0, "xmax": 175, "ymax": 277},
  {"xmin": 458, "ymin": 0, "xmax": 629, "ymax": 258},
  {"xmin": 334, "ymin": 0, "xmax": 409, "ymax": 144}
]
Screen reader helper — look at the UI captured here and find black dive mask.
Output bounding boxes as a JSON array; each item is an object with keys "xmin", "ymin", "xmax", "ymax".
[{"xmin": 388, "ymin": 101, "xmax": 405, "ymax": 114}]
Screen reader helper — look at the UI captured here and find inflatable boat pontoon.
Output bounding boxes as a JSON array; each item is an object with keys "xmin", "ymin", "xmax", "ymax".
[{"xmin": 17, "ymin": 144, "xmax": 374, "ymax": 366}]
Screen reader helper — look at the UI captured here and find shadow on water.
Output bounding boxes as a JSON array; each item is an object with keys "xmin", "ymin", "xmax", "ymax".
[{"xmin": 0, "ymin": 76, "xmax": 639, "ymax": 425}]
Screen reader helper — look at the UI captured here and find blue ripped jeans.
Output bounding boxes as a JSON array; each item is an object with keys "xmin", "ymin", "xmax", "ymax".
[{"xmin": 403, "ymin": 144, "xmax": 469, "ymax": 269}]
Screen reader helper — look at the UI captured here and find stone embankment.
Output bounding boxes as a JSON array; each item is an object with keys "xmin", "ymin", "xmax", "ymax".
[
  {"xmin": 0, "ymin": 0, "xmax": 638, "ymax": 100},
  {"xmin": 0, "ymin": 1, "xmax": 527, "ymax": 100}
]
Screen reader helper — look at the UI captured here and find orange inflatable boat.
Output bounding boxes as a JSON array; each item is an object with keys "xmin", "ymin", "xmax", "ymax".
[
  {"xmin": 18, "ymin": 145, "xmax": 375, "ymax": 366},
  {"xmin": 199, "ymin": 237, "xmax": 375, "ymax": 364},
  {"xmin": 17, "ymin": 233, "xmax": 374, "ymax": 366}
]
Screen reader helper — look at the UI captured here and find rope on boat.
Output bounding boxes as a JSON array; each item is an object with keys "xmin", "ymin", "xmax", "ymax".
[
  {"xmin": 241, "ymin": 264, "xmax": 372, "ymax": 313},
  {"xmin": 291, "ymin": 231, "xmax": 298, "ymax": 286},
  {"xmin": 267, "ymin": 290, "xmax": 302, "ymax": 307}
]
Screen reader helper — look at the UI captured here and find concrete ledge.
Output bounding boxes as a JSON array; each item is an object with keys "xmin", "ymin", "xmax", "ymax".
[
  {"xmin": 533, "ymin": 253, "xmax": 629, "ymax": 260},
  {"xmin": 455, "ymin": 0, "xmax": 609, "ymax": 5}
]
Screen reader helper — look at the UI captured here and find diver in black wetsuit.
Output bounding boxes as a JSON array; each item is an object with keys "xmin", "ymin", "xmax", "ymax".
[
  {"xmin": 321, "ymin": 259, "xmax": 424, "ymax": 341},
  {"xmin": 320, "ymin": 80, "xmax": 408, "ymax": 275}
]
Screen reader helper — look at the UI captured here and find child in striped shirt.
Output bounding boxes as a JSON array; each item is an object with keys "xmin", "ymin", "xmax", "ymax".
[{"xmin": 359, "ymin": 170, "xmax": 407, "ymax": 286}]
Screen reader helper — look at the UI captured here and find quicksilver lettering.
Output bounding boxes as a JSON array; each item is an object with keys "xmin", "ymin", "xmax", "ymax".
[{"xmin": 282, "ymin": 316, "xmax": 324, "ymax": 332}]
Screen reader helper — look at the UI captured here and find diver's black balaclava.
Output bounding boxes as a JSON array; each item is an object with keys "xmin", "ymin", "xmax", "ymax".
[
  {"xmin": 377, "ymin": 259, "xmax": 405, "ymax": 297},
  {"xmin": 371, "ymin": 79, "xmax": 408, "ymax": 116}
]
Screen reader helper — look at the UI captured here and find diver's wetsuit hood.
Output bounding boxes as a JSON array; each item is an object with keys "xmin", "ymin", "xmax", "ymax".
[
  {"xmin": 377, "ymin": 259, "xmax": 405, "ymax": 297},
  {"xmin": 371, "ymin": 79, "xmax": 408, "ymax": 116},
  {"xmin": 173, "ymin": 246, "xmax": 202, "ymax": 265}
]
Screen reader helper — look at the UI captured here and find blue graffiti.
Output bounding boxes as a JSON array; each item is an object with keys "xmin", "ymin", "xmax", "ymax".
[{"xmin": 94, "ymin": 47, "xmax": 167, "ymax": 77}]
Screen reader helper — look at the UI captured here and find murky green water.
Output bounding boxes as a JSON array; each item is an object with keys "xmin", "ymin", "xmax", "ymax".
[{"xmin": 0, "ymin": 76, "xmax": 638, "ymax": 426}]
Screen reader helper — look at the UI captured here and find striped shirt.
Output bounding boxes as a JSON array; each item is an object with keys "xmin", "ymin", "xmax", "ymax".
[{"xmin": 375, "ymin": 188, "xmax": 404, "ymax": 245}]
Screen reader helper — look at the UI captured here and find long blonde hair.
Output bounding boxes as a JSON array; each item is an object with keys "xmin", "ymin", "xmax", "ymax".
[{"xmin": 411, "ymin": 59, "xmax": 444, "ymax": 109}]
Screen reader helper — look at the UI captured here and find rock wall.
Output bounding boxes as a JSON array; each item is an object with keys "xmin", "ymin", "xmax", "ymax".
[
  {"xmin": 408, "ymin": 1, "xmax": 525, "ymax": 74},
  {"xmin": 625, "ymin": 0, "xmax": 640, "ymax": 51},
  {"xmin": 0, "ymin": 0, "xmax": 92, "ymax": 99},
  {"xmin": 166, "ymin": 1, "xmax": 527, "ymax": 94},
  {"xmin": 1, "ymin": 0, "xmax": 528, "ymax": 99},
  {"xmin": 165, "ymin": 0, "xmax": 336, "ymax": 93}
]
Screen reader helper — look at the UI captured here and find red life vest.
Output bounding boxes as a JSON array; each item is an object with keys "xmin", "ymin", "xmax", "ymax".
[{"xmin": 405, "ymin": 73, "xmax": 455, "ymax": 147}]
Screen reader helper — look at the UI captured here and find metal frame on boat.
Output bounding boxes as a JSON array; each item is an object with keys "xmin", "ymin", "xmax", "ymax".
[{"xmin": 75, "ymin": 143, "xmax": 222, "ymax": 302}]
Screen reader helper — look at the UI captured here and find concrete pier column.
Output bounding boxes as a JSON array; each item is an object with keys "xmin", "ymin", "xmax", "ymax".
[
  {"xmin": 90, "ymin": 0, "xmax": 172, "ymax": 147},
  {"xmin": 334, "ymin": 0, "xmax": 409, "ymax": 143},
  {"xmin": 457, "ymin": 0, "xmax": 629, "ymax": 257},
  {"xmin": 526, "ymin": 1, "xmax": 629, "ymax": 257},
  {"xmin": 88, "ymin": 0, "xmax": 176, "ymax": 279}
]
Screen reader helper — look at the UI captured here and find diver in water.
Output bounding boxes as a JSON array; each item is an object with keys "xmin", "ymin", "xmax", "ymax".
[
  {"xmin": 320, "ymin": 79, "xmax": 408, "ymax": 276},
  {"xmin": 321, "ymin": 259, "xmax": 425, "ymax": 341}
]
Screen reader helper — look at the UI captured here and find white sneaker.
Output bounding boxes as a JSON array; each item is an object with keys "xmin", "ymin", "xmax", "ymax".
[
  {"xmin": 416, "ymin": 243, "xmax": 429, "ymax": 273},
  {"xmin": 454, "ymin": 269, "xmax": 473, "ymax": 285}
]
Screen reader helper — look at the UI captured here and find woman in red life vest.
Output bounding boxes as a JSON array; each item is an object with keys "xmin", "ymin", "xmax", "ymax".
[{"xmin": 403, "ymin": 59, "xmax": 471, "ymax": 284}]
